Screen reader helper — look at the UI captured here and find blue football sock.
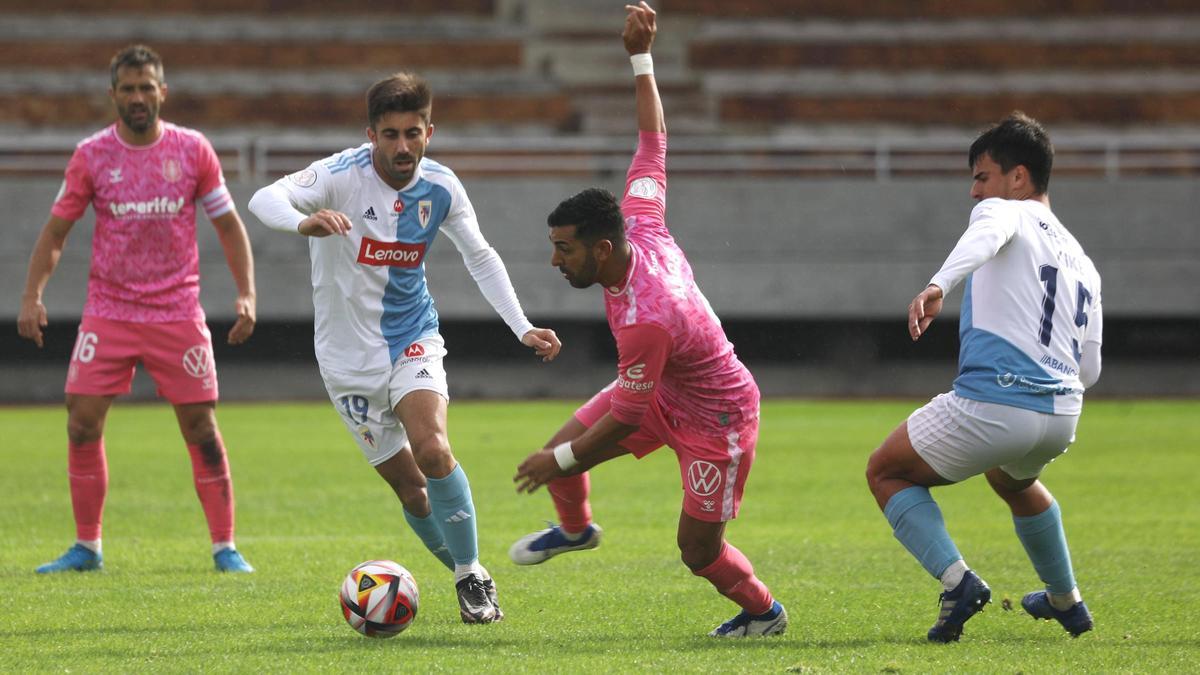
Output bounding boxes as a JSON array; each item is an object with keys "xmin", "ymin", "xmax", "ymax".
[
  {"xmin": 403, "ymin": 507, "xmax": 454, "ymax": 571},
  {"xmin": 1014, "ymin": 500, "xmax": 1076, "ymax": 594},
  {"xmin": 884, "ymin": 486, "xmax": 963, "ymax": 579},
  {"xmin": 425, "ymin": 464, "xmax": 480, "ymax": 566}
]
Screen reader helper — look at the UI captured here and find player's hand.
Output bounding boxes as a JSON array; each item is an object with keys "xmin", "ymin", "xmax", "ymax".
[
  {"xmin": 623, "ymin": 1, "xmax": 656, "ymax": 56},
  {"xmin": 228, "ymin": 293, "xmax": 256, "ymax": 345},
  {"xmin": 513, "ymin": 448, "xmax": 563, "ymax": 494},
  {"xmin": 908, "ymin": 284, "xmax": 944, "ymax": 341},
  {"xmin": 17, "ymin": 295, "xmax": 48, "ymax": 348},
  {"xmin": 298, "ymin": 209, "xmax": 352, "ymax": 237},
  {"xmin": 521, "ymin": 327, "xmax": 562, "ymax": 362}
]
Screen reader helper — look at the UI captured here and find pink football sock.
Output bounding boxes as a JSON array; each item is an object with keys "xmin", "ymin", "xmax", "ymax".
[
  {"xmin": 693, "ymin": 541, "xmax": 774, "ymax": 615},
  {"xmin": 187, "ymin": 434, "xmax": 235, "ymax": 544},
  {"xmin": 548, "ymin": 472, "xmax": 592, "ymax": 534},
  {"xmin": 68, "ymin": 439, "xmax": 108, "ymax": 541}
]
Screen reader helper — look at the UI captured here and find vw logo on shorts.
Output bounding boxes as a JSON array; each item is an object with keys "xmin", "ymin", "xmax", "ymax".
[
  {"xmin": 182, "ymin": 345, "xmax": 212, "ymax": 378},
  {"xmin": 687, "ymin": 460, "xmax": 722, "ymax": 496}
]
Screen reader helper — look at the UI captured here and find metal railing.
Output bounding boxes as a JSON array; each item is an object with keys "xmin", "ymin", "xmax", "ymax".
[{"xmin": 3, "ymin": 133, "xmax": 1200, "ymax": 182}]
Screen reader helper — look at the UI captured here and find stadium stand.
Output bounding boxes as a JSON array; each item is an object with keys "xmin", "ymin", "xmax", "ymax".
[
  {"xmin": 2, "ymin": 0, "xmax": 1199, "ymax": 172},
  {"xmin": 2, "ymin": 0, "xmax": 1197, "ymax": 400}
]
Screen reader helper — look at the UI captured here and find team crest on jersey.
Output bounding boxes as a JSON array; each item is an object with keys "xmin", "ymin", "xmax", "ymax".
[
  {"xmin": 109, "ymin": 168, "xmax": 123, "ymax": 184},
  {"xmin": 287, "ymin": 169, "xmax": 317, "ymax": 187},
  {"xmin": 356, "ymin": 425, "xmax": 376, "ymax": 448},
  {"xmin": 162, "ymin": 158, "xmax": 182, "ymax": 183},
  {"xmin": 418, "ymin": 200, "xmax": 432, "ymax": 229}
]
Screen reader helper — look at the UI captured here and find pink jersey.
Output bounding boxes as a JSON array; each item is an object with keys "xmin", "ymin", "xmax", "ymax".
[
  {"xmin": 51, "ymin": 122, "xmax": 234, "ymax": 322},
  {"xmin": 604, "ymin": 131, "xmax": 760, "ymax": 434}
]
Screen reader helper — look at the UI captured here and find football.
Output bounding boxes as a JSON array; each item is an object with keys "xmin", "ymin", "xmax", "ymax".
[{"xmin": 339, "ymin": 560, "xmax": 419, "ymax": 638}]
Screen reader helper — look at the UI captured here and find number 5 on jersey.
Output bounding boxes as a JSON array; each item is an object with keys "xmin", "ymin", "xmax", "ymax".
[{"xmin": 1038, "ymin": 264, "xmax": 1093, "ymax": 360}]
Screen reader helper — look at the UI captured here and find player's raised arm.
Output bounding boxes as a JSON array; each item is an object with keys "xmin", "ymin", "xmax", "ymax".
[{"xmin": 624, "ymin": 2, "xmax": 664, "ymax": 134}]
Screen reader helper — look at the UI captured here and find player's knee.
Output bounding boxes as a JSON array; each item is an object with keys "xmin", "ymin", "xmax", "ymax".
[
  {"xmin": 179, "ymin": 411, "xmax": 219, "ymax": 445},
  {"xmin": 677, "ymin": 535, "xmax": 721, "ymax": 571},
  {"xmin": 409, "ymin": 435, "xmax": 455, "ymax": 476},
  {"xmin": 66, "ymin": 417, "xmax": 103, "ymax": 444},
  {"xmin": 396, "ymin": 487, "xmax": 431, "ymax": 516},
  {"xmin": 865, "ymin": 450, "xmax": 889, "ymax": 494}
]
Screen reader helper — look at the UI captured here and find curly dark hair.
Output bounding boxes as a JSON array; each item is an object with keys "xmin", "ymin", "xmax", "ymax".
[{"xmin": 547, "ymin": 188, "xmax": 625, "ymax": 245}]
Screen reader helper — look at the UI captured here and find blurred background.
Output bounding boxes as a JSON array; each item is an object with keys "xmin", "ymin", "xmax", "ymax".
[{"xmin": 1, "ymin": 0, "xmax": 1197, "ymax": 403}]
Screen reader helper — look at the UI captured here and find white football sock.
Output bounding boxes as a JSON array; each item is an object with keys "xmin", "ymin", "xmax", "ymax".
[
  {"xmin": 454, "ymin": 560, "xmax": 486, "ymax": 583},
  {"xmin": 940, "ymin": 559, "xmax": 969, "ymax": 591},
  {"xmin": 1048, "ymin": 587, "xmax": 1082, "ymax": 611},
  {"xmin": 212, "ymin": 542, "xmax": 235, "ymax": 555},
  {"xmin": 77, "ymin": 539, "xmax": 101, "ymax": 554}
]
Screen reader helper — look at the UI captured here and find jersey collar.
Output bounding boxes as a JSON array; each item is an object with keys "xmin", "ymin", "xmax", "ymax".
[{"xmin": 605, "ymin": 242, "xmax": 638, "ymax": 296}]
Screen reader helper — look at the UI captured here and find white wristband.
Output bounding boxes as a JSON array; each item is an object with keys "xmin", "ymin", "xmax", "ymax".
[
  {"xmin": 630, "ymin": 53, "xmax": 653, "ymax": 77},
  {"xmin": 553, "ymin": 442, "xmax": 579, "ymax": 471}
]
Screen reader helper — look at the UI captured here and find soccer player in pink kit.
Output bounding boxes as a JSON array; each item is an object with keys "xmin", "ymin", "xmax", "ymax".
[
  {"xmin": 18, "ymin": 45, "xmax": 257, "ymax": 574},
  {"xmin": 510, "ymin": 3, "xmax": 786, "ymax": 637}
]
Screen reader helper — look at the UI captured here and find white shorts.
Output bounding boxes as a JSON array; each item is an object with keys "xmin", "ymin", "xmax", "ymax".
[
  {"xmin": 319, "ymin": 334, "xmax": 450, "ymax": 466},
  {"xmin": 907, "ymin": 391, "xmax": 1078, "ymax": 483}
]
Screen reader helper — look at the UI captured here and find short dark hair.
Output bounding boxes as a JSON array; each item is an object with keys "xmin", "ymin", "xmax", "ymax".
[
  {"xmin": 366, "ymin": 73, "xmax": 432, "ymax": 128},
  {"xmin": 110, "ymin": 44, "xmax": 163, "ymax": 88},
  {"xmin": 547, "ymin": 188, "xmax": 626, "ymax": 246},
  {"xmin": 968, "ymin": 111, "xmax": 1054, "ymax": 194}
]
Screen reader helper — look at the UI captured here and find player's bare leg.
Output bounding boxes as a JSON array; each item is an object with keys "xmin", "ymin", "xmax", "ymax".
[
  {"xmin": 396, "ymin": 389, "xmax": 500, "ymax": 623},
  {"xmin": 987, "ymin": 469, "xmax": 1093, "ymax": 636},
  {"xmin": 375, "ymin": 448, "xmax": 454, "ymax": 570},
  {"xmin": 36, "ymin": 394, "xmax": 113, "ymax": 573},
  {"xmin": 175, "ymin": 402, "xmax": 252, "ymax": 572},
  {"xmin": 866, "ymin": 423, "xmax": 990, "ymax": 642}
]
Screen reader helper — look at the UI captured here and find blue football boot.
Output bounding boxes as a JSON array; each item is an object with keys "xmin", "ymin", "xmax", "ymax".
[
  {"xmin": 213, "ymin": 548, "xmax": 254, "ymax": 573},
  {"xmin": 509, "ymin": 523, "xmax": 602, "ymax": 565},
  {"xmin": 927, "ymin": 570, "xmax": 992, "ymax": 642},
  {"xmin": 1022, "ymin": 591, "xmax": 1094, "ymax": 637},
  {"xmin": 36, "ymin": 543, "xmax": 103, "ymax": 574},
  {"xmin": 710, "ymin": 600, "xmax": 788, "ymax": 637}
]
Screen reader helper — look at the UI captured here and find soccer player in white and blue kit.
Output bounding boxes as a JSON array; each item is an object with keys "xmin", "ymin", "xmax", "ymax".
[
  {"xmin": 866, "ymin": 112, "xmax": 1102, "ymax": 642},
  {"xmin": 249, "ymin": 73, "xmax": 561, "ymax": 624}
]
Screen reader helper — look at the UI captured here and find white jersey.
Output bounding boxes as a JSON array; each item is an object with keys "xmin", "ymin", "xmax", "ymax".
[
  {"xmin": 249, "ymin": 144, "xmax": 533, "ymax": 374},
  {"xmin": 930, "ymin": 198, "xmax": 1103, "ymax": 415}
]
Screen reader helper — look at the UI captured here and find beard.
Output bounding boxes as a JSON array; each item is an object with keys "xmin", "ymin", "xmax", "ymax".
[
  {"xmin": 561, "ymin": 257, "xmax": 598, "ymax": 289},
  {"xmin": 119, "ymin": 103, "xmax": 156, "ymax": 133},
  {"xmin": 375, "ymin": 149, "xmax": 419, "ymax": 184}
]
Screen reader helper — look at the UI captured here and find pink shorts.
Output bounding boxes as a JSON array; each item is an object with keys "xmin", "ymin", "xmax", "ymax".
[
  {"xmin": 575, "ymin": 383, "xmax": 757, "ymax": 523},
  {"xmin": 65, "ymin": 315, "xmax": 219, "ymax": 404}
]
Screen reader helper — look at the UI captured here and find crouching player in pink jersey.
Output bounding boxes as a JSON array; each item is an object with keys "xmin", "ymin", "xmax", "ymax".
[
  {"xmin": 18, "ymin": 45, "xmax": 257, "ymax": 574},
  {"xmin": 511, "ymin": 3, "xmax": 786, "ymax": 638}
]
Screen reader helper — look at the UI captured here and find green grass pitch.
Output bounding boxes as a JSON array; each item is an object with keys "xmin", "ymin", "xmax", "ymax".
[{"xmin": 2, "ymin": 400, "xmax": 1197, "ymax": 673}]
